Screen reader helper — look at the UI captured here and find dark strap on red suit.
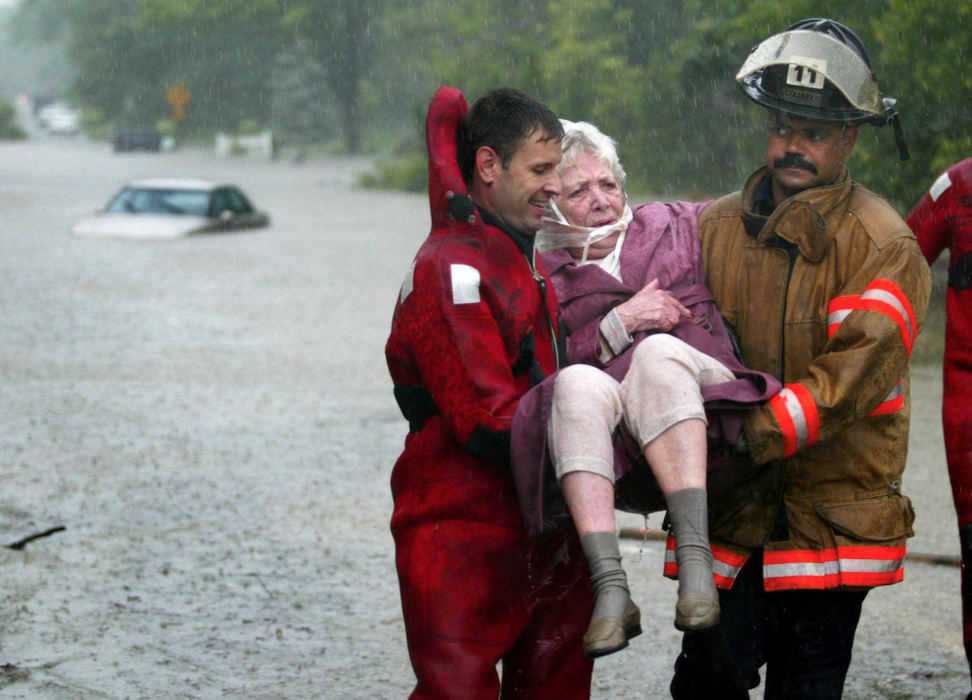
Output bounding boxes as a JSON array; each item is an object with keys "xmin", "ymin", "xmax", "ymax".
[{"xmin": 949, "ymin": 249, "xmax": 972, "ymax": 292}]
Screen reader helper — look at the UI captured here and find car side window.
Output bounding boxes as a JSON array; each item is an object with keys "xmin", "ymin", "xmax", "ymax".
[
  {"xmin": 226, "ymin": 188, "xmax": 253, "ymax": 214},
  {"xmin": 210, "ymin": 190, "xmax": 230, "ymax": 217}
]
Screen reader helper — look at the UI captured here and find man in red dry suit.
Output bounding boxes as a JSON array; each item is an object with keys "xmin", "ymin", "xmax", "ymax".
[
  {"xmin": 907, "ymin": 156, "xmax": 972, "ymax": 700},
  {"xmin": 385, "ymin": 86, "xmax": 594, "ymax": 699}
]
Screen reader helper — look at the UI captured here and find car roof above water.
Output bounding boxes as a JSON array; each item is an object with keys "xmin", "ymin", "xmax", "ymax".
[{"xmin": 126, "ymin": 178, "xmax": 221, "ymax": 192}]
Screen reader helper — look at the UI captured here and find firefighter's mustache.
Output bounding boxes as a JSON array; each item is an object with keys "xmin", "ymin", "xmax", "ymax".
[{"xmin": 774, "ymin": 153, "xmax": 818, "ymax": 174}]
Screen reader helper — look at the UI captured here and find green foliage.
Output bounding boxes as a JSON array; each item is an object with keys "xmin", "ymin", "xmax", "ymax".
[
  {"xmin": 621, "ymin": 0, "xmax": 970, "ymax": 206},
  {"xmin": 0, "ymin": 99, "xmax": 27, "ymax": 140},
  {"xmin": 9, "ymin": 0, "xmax": 968, "ymax": 203},
  {"xmin": 10, "ymin": 0, "xmax": 288, "ymax": 136},
  {"xmin": 282, "ymin": 0, "xmax": 387, "ymax": 153},
  {"xmin": 269, "ymin": 39, "xmax": 335, "ymax": 146},
  {"xmin": 237, "ymin": 118, "xmax": 263, "ymax": 136},
  {"xmin": 80, "ymin": 107, "xmax": 111, "ymax": 140},
  {"xmin": 155, "ymin": 118, "xmax": 177, "ymax": 138},
  {"xmin": 359, "ymin": 150, "xmax": 429, "ymax": 192},
  {"xmin": 540, "ymin": 0, "xmax": 639, "ymax": 134},
  {"xmin": 72, "ymin": 2, "xmax": 169, "ymax": 126},
  {"xmin": 134, "ymin": 0, "xmax": 284, "ymax": 134},
  {"xmin": 871, "ymin": 0, "xmax": 972, "ymax": 207},
  {"xmin": 379, "ymin": 0, "xmax": 548, "ymax": 100}
]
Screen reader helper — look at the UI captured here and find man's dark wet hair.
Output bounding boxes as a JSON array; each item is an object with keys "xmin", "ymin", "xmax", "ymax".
[{"xmin": 457, "ymin": 88, "xmax": 563, "ymax": 185}]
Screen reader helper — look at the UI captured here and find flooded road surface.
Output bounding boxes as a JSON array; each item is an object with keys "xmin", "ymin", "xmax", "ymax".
[{"xmin": 0, "ymin": 138, "xmax": 966, "ymax": 698}]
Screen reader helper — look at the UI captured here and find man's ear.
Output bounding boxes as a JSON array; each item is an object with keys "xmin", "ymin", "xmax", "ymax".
[
  {"xmin": 475, "ymin": 146, "xmax": 500, "ymax": 185},
  {"xmin": 841, "ymin": 125, "xmax": 859, "ymax": 155}
]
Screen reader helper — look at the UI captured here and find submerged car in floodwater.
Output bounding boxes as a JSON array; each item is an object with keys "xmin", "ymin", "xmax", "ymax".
[{"xmin": 71, "ymin": 178, "xmax": 270, "ymax": 240}]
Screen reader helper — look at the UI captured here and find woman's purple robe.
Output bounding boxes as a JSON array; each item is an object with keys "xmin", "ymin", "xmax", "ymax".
[{"xmin": 512, "ymin": 201, "xmax": 782, "ymax": 540}]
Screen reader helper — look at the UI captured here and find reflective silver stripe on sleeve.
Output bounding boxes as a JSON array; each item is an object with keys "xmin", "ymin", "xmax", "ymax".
[
  {"xmin": 827, "ymin": 308, "xmax": 852, "ymax": 327},
  {"xmin": 779, "ymin": 387, "xmax": 810, "ymax": 451},
  {"xmin": 881, "ymin": 382, "xmax": 903, "ymax": 404},
  {"xmin": 861, "ymin": 288, "xmax": 914, "ymax": 341}
]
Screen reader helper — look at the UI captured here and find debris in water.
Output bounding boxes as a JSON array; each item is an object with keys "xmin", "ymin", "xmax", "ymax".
[{"xmin": 5, "ymin": 525, "xmax": 66, "ymax": 551}]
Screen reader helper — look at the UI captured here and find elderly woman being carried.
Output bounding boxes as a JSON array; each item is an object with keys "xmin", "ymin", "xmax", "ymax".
[{"xmin": 512, "ymin": 120, "xmax": 779, "ymax": 658}]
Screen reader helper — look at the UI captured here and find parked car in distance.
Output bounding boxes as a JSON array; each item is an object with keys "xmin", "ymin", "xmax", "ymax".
[
  {"xmin": 37, "ymin": 101, "xmax": 80, "ymax": 135},
  {"xmin": 71, "ymin": 178, "xmax": 270, "ymax": 240},
  {"xmin": 113, "ymin": 128, "xmax": 162, "ymax": 152}
]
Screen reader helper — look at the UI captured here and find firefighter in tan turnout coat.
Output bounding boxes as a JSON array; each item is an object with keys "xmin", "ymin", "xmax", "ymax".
[{"xmin": 669, "ymin": 19, "xmax": 931, "ymax": 700}]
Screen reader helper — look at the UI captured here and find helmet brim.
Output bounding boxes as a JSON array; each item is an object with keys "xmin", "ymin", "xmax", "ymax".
[
  {"xmin": 736, "ymin": 30, "xmax": 884, "ymax": 122},
  {"xmin": 739, "ymin": 77, "xmax": 878, "ymax": 124}
]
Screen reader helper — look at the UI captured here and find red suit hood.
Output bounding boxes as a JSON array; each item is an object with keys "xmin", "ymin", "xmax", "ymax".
[{"xmin": 425, "ymin": 86, "xmax": 479, "ymax": 231}]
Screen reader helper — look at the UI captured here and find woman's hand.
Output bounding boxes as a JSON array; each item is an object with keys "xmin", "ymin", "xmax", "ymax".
[{"xmin": 614, "ymin": 279, "xmax": 692, "ymax": 333}]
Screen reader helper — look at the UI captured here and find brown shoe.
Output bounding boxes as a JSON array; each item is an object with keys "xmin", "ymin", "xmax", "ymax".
[
  {"xmin": 674, "ymin": 592, "xmax": 720, "ymax": 631},
  {"xmin": 583, "ymin": 600, "xmax": 642, "ymax": 658}
]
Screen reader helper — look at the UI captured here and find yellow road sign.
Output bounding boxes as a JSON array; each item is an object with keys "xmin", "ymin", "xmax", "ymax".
[{"xmin": 165, "ymin": 83, "xmax": 191, "ymax": 122}]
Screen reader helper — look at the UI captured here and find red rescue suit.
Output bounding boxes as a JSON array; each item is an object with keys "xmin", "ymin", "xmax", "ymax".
[
  {"xmin": 385, "ymin": 87, "xmax": 593, "ymax": 699},
  {"xmin": 907, "ymin": 156, "xmax": 972, "ymax": 673}
]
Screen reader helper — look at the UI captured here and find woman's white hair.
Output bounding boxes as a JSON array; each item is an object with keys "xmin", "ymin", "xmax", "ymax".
[{"xmin": 558, "ymin": 119, "xmax": 627, "ymax": 193}]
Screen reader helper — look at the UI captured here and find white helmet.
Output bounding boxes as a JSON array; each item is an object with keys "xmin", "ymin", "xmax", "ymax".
[{"xmin": 736, "ymin": 18, "xmax": 909, "ymax": 159}]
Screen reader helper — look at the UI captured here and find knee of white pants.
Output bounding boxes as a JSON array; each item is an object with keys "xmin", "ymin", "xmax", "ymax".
[
  {"xmin": 548, "ymin": 366, "xmax": 622, "ymax": 481},
  {"xmin": 621, "ymin": 336, "xmax": 692, "ymax": 405},
  {"xmin": 624, "ymin": 334, "xmax": 734, "ymax": 388},
  {"xmin": 620, "ymin": 335, "xmax": 707, "ymax": 446},
  {"xmin": 629, "ymin": 334, "xmax": 689, "ymax": 377},
  {"xmin": 551, "ymin": 365, "xmax": 622, "ymax": 423}
]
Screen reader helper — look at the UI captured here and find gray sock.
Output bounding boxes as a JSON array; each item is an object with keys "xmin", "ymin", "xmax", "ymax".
[
  {"xmin": 666, "ymin": 487, "xmax": 715, "ymax": 597},
  {"xmin": 580, "ymin": 531, "xmax": 630, "ymax": 622}
]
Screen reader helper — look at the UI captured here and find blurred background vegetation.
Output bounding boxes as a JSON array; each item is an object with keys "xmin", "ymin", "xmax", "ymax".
[{"xmin": 0, "ymin": 0, "xmax": 968, "ymax": 210}]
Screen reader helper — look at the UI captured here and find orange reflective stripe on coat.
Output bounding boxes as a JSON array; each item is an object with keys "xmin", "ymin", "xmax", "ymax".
[
  {"xmin": 664, "ymin": 538, "xmax": 748, "ymax": 589},
  {"xmin": 827, "ymin": 279, "xmax": 918, "ymax": 354},
  {"xmin": 827, "ymin": 279, "xmax": 916, "ymax": 417},
  {"xmin": 861, "ymin": 279, "xmax": 918, "ymax": 354},
  {"xmin": 762, "ymin": 545, "xmax": 906, "ymax": 590},
  {"xmin": 768, "ymin": 383, "xmax": 820, "ymax": 457},
  {"xmin": 869, "ymin": 380, "xmax": 904, "ymax": 415},
  {"xmin": 665, "ymin": 538, "xmax": 905, "ymax": 591}
]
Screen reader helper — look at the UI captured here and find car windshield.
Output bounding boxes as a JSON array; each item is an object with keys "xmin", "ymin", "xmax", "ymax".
[{"xmin": 105, "ymin": 187, "xmax": 211, "ymax": 216}]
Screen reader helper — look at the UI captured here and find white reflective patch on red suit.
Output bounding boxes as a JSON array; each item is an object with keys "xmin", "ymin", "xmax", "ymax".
[
  {"xmin": 450, "ymin": 264, "xmax": 481, "ymax": 304},
  {"xmin": 399, "ymin": 260, "xmax": 416, "ymax": 303},
  {"xmin": 930, "ymin": 171, "xmax": 952, "ymax": 202}
]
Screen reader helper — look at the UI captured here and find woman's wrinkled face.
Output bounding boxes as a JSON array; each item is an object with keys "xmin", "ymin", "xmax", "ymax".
[{"xmin": 555, "ymin": 151, "xmax": 624, "ymax": 227}]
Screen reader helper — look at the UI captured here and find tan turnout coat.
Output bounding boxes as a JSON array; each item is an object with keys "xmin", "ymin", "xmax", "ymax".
[{"xmin": 678, "ymin": 166, "xmax": 931, "ymax": 591}]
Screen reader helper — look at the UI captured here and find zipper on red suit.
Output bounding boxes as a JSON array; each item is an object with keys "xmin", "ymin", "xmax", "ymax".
[{"xmin": 528, "ymin": 246, "xmax": 561, "ymax": 370}]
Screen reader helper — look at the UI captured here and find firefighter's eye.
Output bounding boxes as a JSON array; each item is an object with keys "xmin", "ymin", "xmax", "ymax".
[{"xmin": 806, "ymin": 129, "xmax": 830, "ymax": 143}]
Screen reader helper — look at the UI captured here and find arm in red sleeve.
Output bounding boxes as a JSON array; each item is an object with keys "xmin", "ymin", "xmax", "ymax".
[
  {"xmin": 394, "ymin": 239, "xmax": 524, "ymax": 464},
  {"xmin": 907, "ymin": 168, "xmax": 955, "ymax": 265}
]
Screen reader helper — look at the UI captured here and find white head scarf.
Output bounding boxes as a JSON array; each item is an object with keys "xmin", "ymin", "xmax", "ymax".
[{"xmin": 534, "ymin": 200, "xmax": 633, "ymax": 265}]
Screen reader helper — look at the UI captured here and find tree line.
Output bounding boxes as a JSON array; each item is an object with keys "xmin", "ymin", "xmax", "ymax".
[{"xmin": 9, "ymin": 0, "xmax": 969, "ymax": 207}]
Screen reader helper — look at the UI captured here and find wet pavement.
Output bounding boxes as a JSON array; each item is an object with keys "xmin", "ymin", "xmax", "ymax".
[{"xmin": 0, "ymin": 138, "xmax": 966, "ymax": 698}]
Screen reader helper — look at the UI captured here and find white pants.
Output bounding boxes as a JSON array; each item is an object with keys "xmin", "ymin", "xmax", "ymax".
[{"xmin": 548, "ymin": 334, "xmax": 735, "ymax": 482}]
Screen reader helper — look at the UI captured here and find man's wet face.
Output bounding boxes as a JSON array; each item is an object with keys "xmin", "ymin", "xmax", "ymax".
[
  {"xmin": 489, "ymin": 130, "xmax": 563, "ymax": 235},
  {"xmin": 765, "ymin": 112, "xmax": 856, "ymax": 205}
]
